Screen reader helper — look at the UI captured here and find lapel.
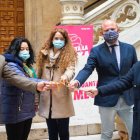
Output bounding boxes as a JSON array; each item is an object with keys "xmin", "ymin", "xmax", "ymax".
[
  {"xmin": 119, "ymin": 41, "xmax": 124, "ymax": 71},
  {"xmin": 103, "ymin": 42, "xmax": 119, "ymax": 72}
]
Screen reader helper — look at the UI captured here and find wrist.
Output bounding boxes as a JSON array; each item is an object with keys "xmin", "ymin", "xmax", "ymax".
[{"xmin": 74, "ymin": 80, "xmax": 80, "ymax": 88}]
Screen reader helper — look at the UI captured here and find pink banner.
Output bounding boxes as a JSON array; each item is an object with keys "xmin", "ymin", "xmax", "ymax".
[
  {"xmin": 57, "ymin": 25, "xmax": 93, "ymax": 56},
  {"xmin": 57, "ymin": 25, "xmax": 96, "ymax": 100}
]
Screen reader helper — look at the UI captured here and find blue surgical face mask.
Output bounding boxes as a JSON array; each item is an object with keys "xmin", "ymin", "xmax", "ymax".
[
  {"xmin": 18, "ymin": 50, "xmax": 30, "ymax": 61},
  {"xmin": 53, "ymin": 40, "xmax": 65, "ymax": 49},
  {"xmin": 103, "ymin": 30, "xmax": 119, "ymax": 44}
]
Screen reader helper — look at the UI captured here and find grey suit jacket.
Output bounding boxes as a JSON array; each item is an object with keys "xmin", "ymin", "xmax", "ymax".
[{"xmin": 0, "ymin": 55, "xmax": 37, "ymax": 93}]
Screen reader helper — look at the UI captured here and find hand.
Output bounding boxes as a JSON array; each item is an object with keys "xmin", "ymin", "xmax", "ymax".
[
  {"xmin": 60, "ymin": 75, "xmax": 68, "ymax": 84},
  {"xmin": 85, "ymin": 88, "xmax": 98, "ymax": 97},
  {"xmin": 60, "ymin": 75, "xmax": 68, "ymax": 82},
  {"xmin": 69, "ymin": 80, "xmax": 79, "ymax": 92},
  {"xmin": 48, "ymin": 81, "xmax": 57, "ymax": 89},
  {"xmin": 37, "ymin": 81, "xmax": 52, "ymax": 92}
]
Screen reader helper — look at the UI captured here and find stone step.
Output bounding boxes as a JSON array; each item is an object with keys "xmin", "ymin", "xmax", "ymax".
[
  {"xmin": 0, "ymin": 122, "xmax": 101, "ymax": 140},
  {"xmin": 0, "ymin": 122, "xmax": 120, "ymax": 140},
  {"xmin": 0, "ymin": 107, "xmax": 122, "ymax": 140},
  {"xmin": 42, "ymin": 131, "xmax": 120, "ymax": 140},
  {"xmin": 0, "ymin": 110, "xmax": 103, "ymax": 140}
]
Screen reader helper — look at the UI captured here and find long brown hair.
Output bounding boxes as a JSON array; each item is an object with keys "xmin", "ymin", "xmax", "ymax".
[{"xmin": 36, "ymin": 28, "xmax": 77, "ymax": 74}]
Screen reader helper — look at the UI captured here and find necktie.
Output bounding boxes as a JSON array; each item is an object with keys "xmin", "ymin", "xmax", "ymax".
[{"xmin": 109, "ymin": 45, "xmax": 118, "ymax": 68}]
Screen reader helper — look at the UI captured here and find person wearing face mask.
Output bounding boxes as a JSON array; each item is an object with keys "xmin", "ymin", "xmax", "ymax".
[
  {"xmin": 36, "ymin": 28, "xmax": 77, "ymax": 140},
  {"xmin": 0, "ymin": 37, "xmax": 45, "ymax": 140},
  {"xmin": 0, "ymin": 54, "xmax": 47, "ymax": 93},
  {"xmin": 69, "ymin": 19, "xmax": 137, "ymax": 140}
]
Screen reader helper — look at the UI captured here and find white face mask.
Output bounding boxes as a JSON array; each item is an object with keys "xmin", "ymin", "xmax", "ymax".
[{"xmin": 18, "ymin": 50, "xmax": 30, "ymax": 61}]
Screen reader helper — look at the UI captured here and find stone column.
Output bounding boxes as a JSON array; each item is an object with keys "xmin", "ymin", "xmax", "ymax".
[
  {"xmin": 60, "ymin": 0, "xmax": 87, "ymax": 25},
  {"xmin": 24, "ymin": 0, "xmax": 61, "ymax": 54}
]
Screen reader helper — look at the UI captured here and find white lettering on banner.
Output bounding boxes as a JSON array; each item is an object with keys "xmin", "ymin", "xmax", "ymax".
[
  {"xmin": 73, "ymin": 80, "xmax": 98, "ymax": 100},
  {"xmin": 68, "ymin": 34, "xmax": 89, "ymax": 56},
  {"xmin": 75, "ymin": 45, "xmax": 89, "ymax": 56},
  {"xmin": 81, "ymin": 27, "xmax": 91, "ymax": 30}
]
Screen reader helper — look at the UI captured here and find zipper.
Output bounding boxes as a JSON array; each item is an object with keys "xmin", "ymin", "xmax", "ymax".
[{"xmin": 18, "ymin": 91, "xmax": 24, "ymax": 111}]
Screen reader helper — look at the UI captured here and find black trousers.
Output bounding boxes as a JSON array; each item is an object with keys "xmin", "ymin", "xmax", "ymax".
[
  {"xmin": 46, "ymin": 118, "xmax": 69, "ymax": 140},
  {"xmin": 5, "ymin": 118, "xmax": 32, "ymax": 140}
]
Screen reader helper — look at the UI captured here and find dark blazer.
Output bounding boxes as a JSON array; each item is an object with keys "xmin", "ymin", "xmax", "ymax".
[
  {"xmin": 98, "ymin": 62, "xmax": 140, "ymax": 100},
  {"xmin": 98, "ymin": 62, "xmax": 140, "ymax": 140},
  {"xmin": 75, "ymin": 41, "xmax": 137, "ymax": 107}
]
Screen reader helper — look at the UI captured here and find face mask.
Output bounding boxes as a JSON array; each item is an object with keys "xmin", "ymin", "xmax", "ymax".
[
  {"xmin": 103, "ymin": 30, "xmax": 119, "ymax": 44},
  {"xmin": 53, "ymin": 40, "xmax": 65, "ymax": 49},
  {"xmin": 18, "ymin": 50, "xmax": 30, "ymax": 61}
]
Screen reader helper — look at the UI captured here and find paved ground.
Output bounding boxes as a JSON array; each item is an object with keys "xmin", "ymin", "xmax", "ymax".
[
  {"xmin": 43, "ymin": 131, "xmax": 120, "ymax": 140},
  {"xmin": 70, "ymin": 134, "xmax": 101, "ymax": 140},
  {"xmin": 42, "ymin": 135, "xmax": 101, "ymax": 140}
]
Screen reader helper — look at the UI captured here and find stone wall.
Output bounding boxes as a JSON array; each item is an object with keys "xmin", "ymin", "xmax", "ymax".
[{"xmin": 24, "ymin": 0, "xmax": 62, "ymax": 55}]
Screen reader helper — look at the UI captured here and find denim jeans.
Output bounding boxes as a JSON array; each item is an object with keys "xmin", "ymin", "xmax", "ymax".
[{"xmin": 99, "ymin": 97, "xmax": 133, "ymax": 140}]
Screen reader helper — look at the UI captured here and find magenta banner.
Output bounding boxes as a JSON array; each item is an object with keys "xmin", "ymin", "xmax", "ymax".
[
  {"xmin": 57, "ymin": 25, "xmax": 93, "ymax": 56},
  {"xmin": 57, "ymin": 25, "xmax": 99, "ymax": 124},
  {"xmin": 57, "ymin": 25, "xmax": 98, "ymax": 101}
]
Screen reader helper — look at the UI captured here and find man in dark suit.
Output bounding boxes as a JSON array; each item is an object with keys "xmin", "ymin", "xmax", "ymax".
[
  {"xmin": 70, "ymin": 20, "xmax": 137, "ymax": 140},
  {"xmin": 90, "ymin": 61, "xmax": 140, "ymax": 140}
]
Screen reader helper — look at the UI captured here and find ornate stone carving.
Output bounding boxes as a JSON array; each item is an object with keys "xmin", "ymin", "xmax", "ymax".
[
  {"xmin": 80, "ymin": 6, "xmax": 83, "ymax": 12},
  {"xmin": 60, "ymin": 0, "xmax": 87, "ymax": 24},
  {"xmin": 65, "ymin": 6, "xmax": 70, "ymax": 11},
  {"xmin": 73, "ymin": 5, "xmax": 78, "ymax": 11},
  {"xmin": 85, "ymin": 0, "xmax": 140, "ymax": 45},
  {"xmin": 136, "ymin": 0, "xmax": 140, "ymax": 4},
  {"xmin": 111, "ymin": 0, "xmax": 140, "ymax": 28}
]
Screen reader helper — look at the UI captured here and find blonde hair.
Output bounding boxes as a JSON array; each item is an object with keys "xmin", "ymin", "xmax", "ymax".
[{"xmin": 36, "ymin": 28, "xmax": 77, "ymax": 76}]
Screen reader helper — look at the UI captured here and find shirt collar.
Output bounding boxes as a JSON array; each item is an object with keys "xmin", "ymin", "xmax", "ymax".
[{"xmin": 106, "ymin": 40, "xmax": 119, "ymax": 47}]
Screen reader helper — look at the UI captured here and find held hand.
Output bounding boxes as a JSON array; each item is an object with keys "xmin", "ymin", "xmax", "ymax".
[
  {"xmin": 37, "ymin": 81, "xmax": 46, "ymax": 92},
  {"xmin": 60, "ymin": 75, "xmax": 68, "ymax": 84},
  {"xmin": 48, "ymin": 81, "xmax": 57, "ymax": 89},
  {"xmin": 69, "ymin": 80, "xmax": 79, "ymax": 92},
  {"xmin": 37, "ymin": 81, "xmax": 54, "ymax": 92},
  {"xmin": 85, "ymin": 88, "xmax": 98, "ymax": 97}
]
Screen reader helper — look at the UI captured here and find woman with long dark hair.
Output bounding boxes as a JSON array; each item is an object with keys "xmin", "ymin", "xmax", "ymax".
[{"xmin": 1, "ymin": 37, "xmax": 38, "ymax": 140}]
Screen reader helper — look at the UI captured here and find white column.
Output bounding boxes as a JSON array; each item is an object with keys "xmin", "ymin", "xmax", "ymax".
[{"xmin": 60, "ymin": 0, "xmax": 87, "ymax": 25}]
